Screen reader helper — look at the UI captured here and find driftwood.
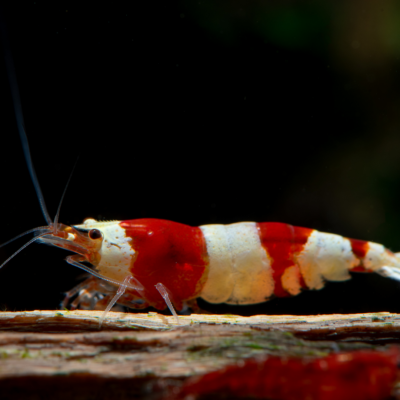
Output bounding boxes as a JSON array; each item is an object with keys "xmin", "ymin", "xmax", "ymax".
[{"xmin": 0, "ymin": 310, "xmax": 399, "ymax": 399}]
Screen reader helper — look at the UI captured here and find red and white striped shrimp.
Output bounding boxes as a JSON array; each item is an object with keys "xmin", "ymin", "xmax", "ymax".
[{"xmin": 35, "ymin": 218, "xmax": 400, "ymax": 313}]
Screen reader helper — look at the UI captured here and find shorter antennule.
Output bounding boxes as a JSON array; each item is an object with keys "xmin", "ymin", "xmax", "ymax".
[
  {"xmin": 0, "ymin": 226, "xmax": 51, "ymax": 249},
  {"xmin": 0, "ymin": 229, "xmax": 51, "ymax": 270},
  {"xmin": 0, "ymin": 221, "xmax": 71, "ymax": 271}
]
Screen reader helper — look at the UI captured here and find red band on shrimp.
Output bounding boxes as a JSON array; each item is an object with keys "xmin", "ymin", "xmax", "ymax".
[
  {"xmin": 120, "ymin": 219, "xmax": 208, "ymax": 310},
  {"xmin": 349, "ymin": 238, "xmax": 371, "ymax": 272},
  {"xmin": 349, "ymin": 238, "xmax": 370, "ymax": 259},
  {"xmin": 257, "ymin": 223, "xmax": 313, "ymax": 297}
]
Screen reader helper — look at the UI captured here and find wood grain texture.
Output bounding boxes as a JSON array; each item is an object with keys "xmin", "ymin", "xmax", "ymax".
[{"xmin": 0, "ymin": 310, "xmax": 399, "ymax": 399}]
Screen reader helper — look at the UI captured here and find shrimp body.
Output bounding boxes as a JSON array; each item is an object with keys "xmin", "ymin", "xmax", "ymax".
[{"xmin": 40, "ymin": 218, "xmax": 400, "ymax": 311}]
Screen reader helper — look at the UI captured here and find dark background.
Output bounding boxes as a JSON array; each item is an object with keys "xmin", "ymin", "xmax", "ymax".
[{"xmin": 1, "ymin": 1, "xmax": 400, "ymax": 315}]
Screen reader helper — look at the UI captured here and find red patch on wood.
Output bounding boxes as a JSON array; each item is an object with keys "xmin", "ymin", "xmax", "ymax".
[
  {"xmin": 168, "ymin": 347, "xmax": 399, "ymax": 400},
  {"xmin": 120, "ymin": 219, "xmax": 208, "ymax": 310},
  {"xmin": 257, "ymin": 223, "xmax": 313, "ymax": 297}
]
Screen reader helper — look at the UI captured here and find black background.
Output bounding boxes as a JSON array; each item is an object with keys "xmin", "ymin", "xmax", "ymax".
[{"xmin": 1, "ymin": 1, "xmax": 400, "ymax": 315}]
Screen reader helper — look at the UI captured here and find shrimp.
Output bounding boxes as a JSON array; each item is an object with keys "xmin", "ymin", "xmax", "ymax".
[{"xmin": 37, "ymin": 218, "xmax": 400, "ymax": 313}]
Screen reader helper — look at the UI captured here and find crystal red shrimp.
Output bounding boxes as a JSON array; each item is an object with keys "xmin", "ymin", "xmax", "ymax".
[
  {"xmin": 37, "ymin": 218, "xmax": 400, "ymax": 313},
  {"xmin": 162, "ymin": 347, "xmax": 400, "ymax": 400}
]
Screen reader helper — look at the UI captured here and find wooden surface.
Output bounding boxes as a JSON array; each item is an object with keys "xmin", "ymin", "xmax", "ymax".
[{"xmin": 0, "ymin": 310, "xmax": 399, "ymax": 399}]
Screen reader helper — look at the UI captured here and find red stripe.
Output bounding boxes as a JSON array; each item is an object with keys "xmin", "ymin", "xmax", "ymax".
[
  {"xmin": 257, "ymin": 223, "xmax": 313, "ymax": 297},
  {"xmin": 349, "ymin": 238, "xmax": 369, "ymax": 259},
  {"xmin": 349, "ymin": 238, "xmax": 370, "ymax": 272},
  {"xmin": 120, "ymin": 219, "xmax": 208, "ymax": 310}
]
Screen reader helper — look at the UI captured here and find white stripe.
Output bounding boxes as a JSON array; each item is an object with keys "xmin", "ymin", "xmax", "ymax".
[
  {"xmin": 199, "ymin": 222, "xmax": 274, "ymax": 305},
  {"xmin": 365, "ymin": 242, "xmax": 400, "ymax": 271},
  {"xmin": 281, "ymin": 265, "xmax": 302, "ymax": 296},
  {"xmin": 296, "ymin": 231, "xmax": 324, "ymax": 290},
  {"xmin": 198, "ymin": 225, "xmax": 235, "ymax": 304},
  {"xmin": 75, "ymin": 219, "xmax": 135, "ymax": 283},
  {"xmin": 371, "ymin": 246, "xmax": 400, "ymax": 281},
  {"xmin": 297, "ymin": 231, "xmax": 358, "ymax": 289},
  {"xmin": 364, "ymin": 242, "xmax": 389, "ymax": 271}
]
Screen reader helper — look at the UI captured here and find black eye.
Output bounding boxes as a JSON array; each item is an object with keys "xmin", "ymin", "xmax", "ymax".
[{"xmin": 89, "ymin": 229, "xmax": 102, "ymax": 240}]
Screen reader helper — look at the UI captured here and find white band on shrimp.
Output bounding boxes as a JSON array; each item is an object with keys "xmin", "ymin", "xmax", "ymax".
[
  {"xmin": 297, "ymin": 231, "xmax": 358, "ymax": 290},
  {"xmin": 200, "ymin": 222, "xmax": 274, "ymax": 305}
]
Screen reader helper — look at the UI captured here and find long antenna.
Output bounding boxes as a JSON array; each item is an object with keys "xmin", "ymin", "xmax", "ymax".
[
  {"xmin": 0, "ymin": 9, "xmax": 52, "ymax": 226},
  {"xmin": 54, "ymin": 157, "xmax": 79, "ymax": 229}
]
